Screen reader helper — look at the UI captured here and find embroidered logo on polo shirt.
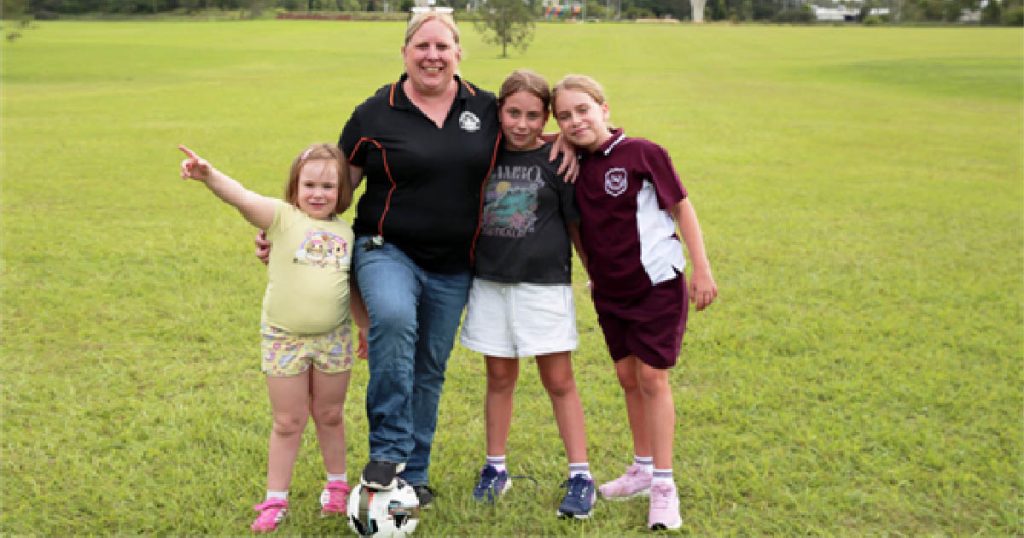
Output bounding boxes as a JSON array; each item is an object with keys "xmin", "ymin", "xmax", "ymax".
[
  {"xmin": 459, "ymin": 111, "xmax": 481, "ymax": 132},
  {"xmin": 604, "ymin": 167, "xmax": 628, "ymax": 197}
]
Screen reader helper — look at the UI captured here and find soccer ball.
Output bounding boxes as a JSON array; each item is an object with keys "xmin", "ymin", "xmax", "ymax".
[{"xmin": 347, "ymin": 481, "xmax": 420, "ymax": 537}]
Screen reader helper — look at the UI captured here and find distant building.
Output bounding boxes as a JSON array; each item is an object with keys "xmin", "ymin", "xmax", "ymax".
[
  {"xmin": 959, "ymin": 0, "xmax": 987, "ymax": 22},
  {"xmin": 812, "ymin": 4, "xmax": 889, "ymax": 21},
  {"xmin": 812, "ymin": 5, "xmax": 858, "ymax": 20}
]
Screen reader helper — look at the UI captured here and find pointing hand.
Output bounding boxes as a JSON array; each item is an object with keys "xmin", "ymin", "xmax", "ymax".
[{"xmin": 178, "ymin": 144, "xmax": 212, "ymax": 182}]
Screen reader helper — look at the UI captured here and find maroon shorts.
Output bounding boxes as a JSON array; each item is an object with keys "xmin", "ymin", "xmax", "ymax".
[{"xmin": 594, "ymin": 274, "xmax": 688, "ymax": 370}]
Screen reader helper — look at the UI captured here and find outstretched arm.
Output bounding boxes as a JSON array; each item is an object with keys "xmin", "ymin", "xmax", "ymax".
[
  {"xmin": 178, "ymin": 145, "xmax": 275, "ymax": 230},
  {"xmin": 670, "ymin": 198, "xmax": 718, "ymax": 311}
]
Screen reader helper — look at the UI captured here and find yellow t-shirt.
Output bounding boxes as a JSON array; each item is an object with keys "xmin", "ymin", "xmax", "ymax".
[{"xmin": 261, "ymin": 201, "xmax": 354, "ymax": 334}]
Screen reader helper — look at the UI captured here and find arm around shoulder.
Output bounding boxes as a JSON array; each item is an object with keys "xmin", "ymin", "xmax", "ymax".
[{"xmin": 348, "ymin": 164, "xmax": 364, "ymax": 191}]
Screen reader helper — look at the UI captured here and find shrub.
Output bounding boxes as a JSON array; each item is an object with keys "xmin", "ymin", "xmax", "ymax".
[
  {"xmin": 1002, "ymin": 5, "xmax": 1024, "ymax": 24},
  {"xmin": 773, "ymin": 6, "xmax": 814, "ymax": 22},
  {"xmin": 623, "ymin": 5, "xmax": 655, "ymax": 18}
]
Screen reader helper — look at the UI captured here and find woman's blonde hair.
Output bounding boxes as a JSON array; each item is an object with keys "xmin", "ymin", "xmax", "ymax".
[
  {"xmin": 284, "ymin": 143, "xmax": 353, "ymax": 216},
  {"xmin": 405, "ymin": 11, "xmax": 460, "ymax": 45},
  {"xmin": 498, "ymin": 69, "xmax": 551, "ymax": 114},
  {"xmin": 551, "ymin": 74, "xmax": 607, "ymax": 110}
]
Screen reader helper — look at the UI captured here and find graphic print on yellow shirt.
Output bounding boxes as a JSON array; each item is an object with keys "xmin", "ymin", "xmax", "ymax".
[{"xmin": 293, "ymin": 230, "xmax": 350, "ymax": 269}]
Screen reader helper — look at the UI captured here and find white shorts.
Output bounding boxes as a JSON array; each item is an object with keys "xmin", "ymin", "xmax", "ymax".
[{"xmin": 460, "ymin": 279, "xmax": 578, "ymax": 358}]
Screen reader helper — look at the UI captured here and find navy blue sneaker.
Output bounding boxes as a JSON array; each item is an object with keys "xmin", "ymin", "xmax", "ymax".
[
  {"xmin": 557, "ymin": 474, "xmax": 596, "ymax": 519},
  {"xmin": 472, "ymin": 465, "xmax": 511, "ymax": 503}
]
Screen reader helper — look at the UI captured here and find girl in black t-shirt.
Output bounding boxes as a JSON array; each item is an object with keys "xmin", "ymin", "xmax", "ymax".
[{"xmin": 460, "ymin": 69, "xmax": 595, "ymax": 519}]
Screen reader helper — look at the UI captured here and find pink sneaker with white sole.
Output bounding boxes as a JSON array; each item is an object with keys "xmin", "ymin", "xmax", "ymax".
[
  {"xmin": 647, "ymin": 482, "xmax": 682, "ymax": 531},
  {"xmin": 598, "ymin": 464, "xmax": 653, "ymax": 500},
  {"xmin": 320, "ymin": 481, "xmax": 351, "ymax": 516},
  {"xmin": 250, "ymin": 498, "xmax": 288, "ymax": 533}
]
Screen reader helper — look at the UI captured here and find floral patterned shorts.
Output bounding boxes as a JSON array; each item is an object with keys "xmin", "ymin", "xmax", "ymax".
[{"xmin": 260, "ymin": 322, "xmax": 354, "ymax": 377}]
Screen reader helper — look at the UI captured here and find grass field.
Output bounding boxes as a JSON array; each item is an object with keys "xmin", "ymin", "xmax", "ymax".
[{"xmin": 1, "ymin": 20, "xmax": 1021, "ymax": 536}]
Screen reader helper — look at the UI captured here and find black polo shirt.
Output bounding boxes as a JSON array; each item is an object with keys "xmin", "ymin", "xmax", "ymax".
[{"xmin": 339, "ymin": 74, "xmax": 501, "ymax": 274}]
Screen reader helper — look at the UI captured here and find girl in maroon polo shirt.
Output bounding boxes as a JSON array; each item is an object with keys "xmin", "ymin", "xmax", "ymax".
[{"xmin": 551, "ymin": 74, "xmax": 718, "ymax": 531}]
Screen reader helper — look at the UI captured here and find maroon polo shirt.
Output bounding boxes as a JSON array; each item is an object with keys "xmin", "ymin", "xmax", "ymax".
[{"xmin": 574, "ymin": 128, "xmax": 688, "ymax": 304}]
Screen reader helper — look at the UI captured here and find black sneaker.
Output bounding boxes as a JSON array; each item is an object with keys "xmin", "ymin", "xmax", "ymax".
[
  {"xmin": 361, "ymin": 460, "xmax": 406, "ymax": 490},
  {"xmin": 412, "ymin": 484, "xmax": 435, "ymax": 509}
]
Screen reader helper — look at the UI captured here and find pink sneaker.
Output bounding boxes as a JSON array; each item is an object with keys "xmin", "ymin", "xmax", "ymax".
[
  {"xmin": 647, "ymin": 482, "xmax": 682, "ymax": 530},
  {"xmin": 320, "ymin": 481, "xmax": 351, "ymax": 516},
  {"xmin": 250, "ymin": 498, "xmax": 288, "ymax": 533},
  {"xmin": 598, "ymin": 464, "xmax": 652, "ymax": 500}
]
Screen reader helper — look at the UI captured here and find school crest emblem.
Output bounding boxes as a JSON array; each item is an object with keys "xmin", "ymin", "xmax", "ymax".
[
  {"xmin": 604, "ymin": 167, "xmax": 628, "ymax": 197},
  {"xmin": 459, "ymin": 111, "xmax": 481, "ymax": 133}
]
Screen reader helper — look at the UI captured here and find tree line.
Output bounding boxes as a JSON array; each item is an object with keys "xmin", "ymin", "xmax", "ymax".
[{"xmin": 4, "ymin": 0, "xmax": 1022, "ymax": 25}]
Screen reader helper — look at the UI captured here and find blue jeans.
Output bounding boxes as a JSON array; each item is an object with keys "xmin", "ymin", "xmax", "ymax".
[{"xmin": 352, "ymin": 235, "xmax": 471, "ymax": 486}]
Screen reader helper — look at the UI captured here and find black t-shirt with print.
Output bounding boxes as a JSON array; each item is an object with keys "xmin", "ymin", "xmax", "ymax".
[{"xmin": 474, "ymin": 142, "xmax": 579, "ymax": 284}]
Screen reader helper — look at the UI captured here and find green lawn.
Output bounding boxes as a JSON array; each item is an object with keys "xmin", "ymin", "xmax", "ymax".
[{"xmin": 2, "ymin": 20, "xmax": 1021, "ymax": 536}]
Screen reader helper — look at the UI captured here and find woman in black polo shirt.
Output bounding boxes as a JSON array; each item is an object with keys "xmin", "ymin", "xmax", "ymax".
[{"xmin": 338, "ymin": 11, "xmax": 499, "ymax": 507}]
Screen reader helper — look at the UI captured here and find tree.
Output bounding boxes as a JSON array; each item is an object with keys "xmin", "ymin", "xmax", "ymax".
[
  {"xmin": 475, "ymin": 0, "xmax": 535, "ymax": 58},
  {"xmin": 243, "ymin": 0, "xmax": 265, "ymax": 18},
  {"xmin": 3, "ymin": 0, "xmax": 27, "ymax": 18},
  {"xmin": 1001, "ymin": 0, "xmax": 1024, "ymax": 23},
  {"xmin": 974, "ymin": 0, "xmax": 999, "ymax": 22}
]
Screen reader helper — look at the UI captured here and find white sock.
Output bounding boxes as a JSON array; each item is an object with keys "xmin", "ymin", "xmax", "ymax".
[
  {"xmin": 486, "ymin": 454, "xmax": 507, "ymax": 473},
  {"xmin": 652, "ymin": 468, "xmax": 674, "ymax": 486},
  {"xmin": 266, "ymin": 490, "xmax": 288, "ymax": 501},
  {"xmin": 569, "ymin": 462, "xmax": 592, "ymax": 480},
  {"xmin": 634, "ymin": 455, "xmax": 654, "ymax": 474},
  {"xmin": 327, "ymin": 473, "xmax": 347, "ymax": 483}
]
